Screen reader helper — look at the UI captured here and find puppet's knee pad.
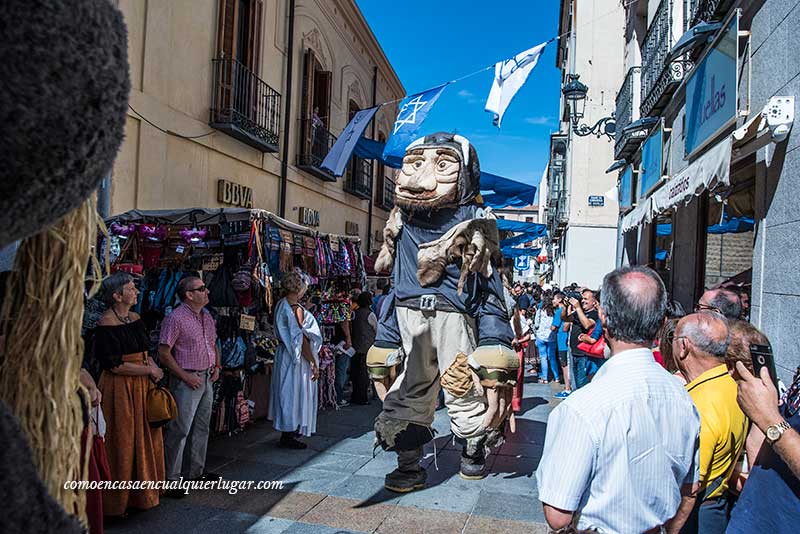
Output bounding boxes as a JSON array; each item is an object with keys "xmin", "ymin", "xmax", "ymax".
[
  {"xmin": 469, "ymin": 345, "xmax": 519, "ymax": 387},
  {"xmin": 367, "ymin": 345, "xmax": 402, "ymax": 380}
]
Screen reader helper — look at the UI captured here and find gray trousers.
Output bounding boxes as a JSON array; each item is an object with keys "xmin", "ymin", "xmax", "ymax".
[
  {"xmin": 382, "ymin": 307, "xmax": 487, "ymax": 441},
  {"xmin": 164, "ymin": 370, "xmax": 214, "ymax": 480}
]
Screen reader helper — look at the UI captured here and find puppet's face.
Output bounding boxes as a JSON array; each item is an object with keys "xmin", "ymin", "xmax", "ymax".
[{"xmin": 394, "ymin": 147, "xmax": 460, "ymax": 211}]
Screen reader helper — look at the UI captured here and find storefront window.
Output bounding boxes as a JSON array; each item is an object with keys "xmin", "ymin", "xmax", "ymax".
[
  {"xmin": 654, "ymin": 213, "xmax": 673, "ymax": 288},
  {"xmin": 703, "ymin": 192, "xmax": 754, "ymax": 293}
]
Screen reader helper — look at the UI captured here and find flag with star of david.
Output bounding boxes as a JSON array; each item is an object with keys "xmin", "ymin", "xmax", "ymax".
[{"xmin": 382, "ymin": 84, "xmax": 448, "ymax": 159}]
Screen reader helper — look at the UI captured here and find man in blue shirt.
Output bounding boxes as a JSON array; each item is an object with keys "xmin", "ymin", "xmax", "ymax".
[
  {"xmin": 726, "ymin": 363, "xmax": 800, "ymax": 533},
  {"xmin": 551, "ymin": 292, "xmax": 571, "ymax": 398}
]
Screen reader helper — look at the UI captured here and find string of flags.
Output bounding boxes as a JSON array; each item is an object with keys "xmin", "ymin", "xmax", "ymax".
[{"xmin": 321, "ymin": 41, "xmax": 549, "ymax": 176}]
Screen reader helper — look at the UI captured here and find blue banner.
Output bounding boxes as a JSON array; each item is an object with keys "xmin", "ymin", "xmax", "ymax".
[
  {"xmin": 638, "ymin": 121, "xmax": 663, "ymax": 199},
  {"xmin": 353, "ymin": 137, "xmax": 403, "ymax": 169},
  {"xmin": 619, "ymin": 165, "xmax": 633, "ymax": 210},
  {"xmin": 321, "ymin": 106, "xmax": 379, "ymax": 176},
  {"xmin": 383, "ymin": 84, "xmax": 448, "ymax": 159},
  {"xmin": 685, "ymin": 15, "xmax": 738, "ymax": 158}
]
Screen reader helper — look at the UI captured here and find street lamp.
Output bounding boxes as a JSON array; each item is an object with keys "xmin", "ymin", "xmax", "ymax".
[{"xmin": 562, "ymin": 74, "xmax": 615, "ymax": 140}]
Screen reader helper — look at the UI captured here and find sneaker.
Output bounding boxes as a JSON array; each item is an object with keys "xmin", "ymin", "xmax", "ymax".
[
  {"xmin": 337, "ymin": 399, "xmax": 350, "ymax": 407},
  {"xmin": 460, "ymin": 454, "xmax": 487, "ymax": 480},
  {"xmin": 554, "ymin": 390, "xmax": 571, "ymax": 399},
  {"xmin": 384, "ymin": 467, "xmax": 427, "ymax": 493}
]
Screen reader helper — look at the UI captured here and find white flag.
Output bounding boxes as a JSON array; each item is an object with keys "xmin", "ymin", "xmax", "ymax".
[{"xmin": 485, "ymin": 42, "xmax": 547, "ymax": 127}]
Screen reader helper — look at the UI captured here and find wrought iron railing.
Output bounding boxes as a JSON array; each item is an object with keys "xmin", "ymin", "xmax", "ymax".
[
  {"xmin": 344, "ymin": 157, "xmax": 373, "ymax": 200},
  {"xmin": 210, "ymin": 58, "xmax": 281, "ymax": 152},
  {"xmin": 640, "ymin": 0, "xmax": 692, "ymax": 117},
  {"xmin": 687, "ymin": 0, "xmax": 735, "ymax": 28},
  {"xmin": 614, "ymin": 67, "xmax": 643, "ymax": 160},
  {"xmin": 297, "ymin": 118, "xmax": 337, "ymax": 181}
]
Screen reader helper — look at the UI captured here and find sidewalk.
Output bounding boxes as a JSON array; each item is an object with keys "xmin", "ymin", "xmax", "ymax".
[{"xmin": 107, "ymin": 374, "xmax": 559, "ymax": 533}]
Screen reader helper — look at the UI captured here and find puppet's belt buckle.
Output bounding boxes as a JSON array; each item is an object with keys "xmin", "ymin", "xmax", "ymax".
[{"xmin": 420, "ymin": 295, "xmax": 437, "ymax": 311}]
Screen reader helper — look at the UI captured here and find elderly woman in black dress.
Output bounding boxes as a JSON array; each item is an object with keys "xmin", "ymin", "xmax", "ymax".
[{"xmin": 93, "ymin": 272, "xmax": 165, "ymax": 516}]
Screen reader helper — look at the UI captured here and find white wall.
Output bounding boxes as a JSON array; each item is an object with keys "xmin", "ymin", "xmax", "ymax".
[{"xmin": 560, "ymin": 225, "xmax": 618, "ymax": 289}]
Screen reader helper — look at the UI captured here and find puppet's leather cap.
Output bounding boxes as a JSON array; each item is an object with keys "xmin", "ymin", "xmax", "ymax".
[{"xmin": 0, "ymin": 0, "xmax": 130, "ymax": 248}]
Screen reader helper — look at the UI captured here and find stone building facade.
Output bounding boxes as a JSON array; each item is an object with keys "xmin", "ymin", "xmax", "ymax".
[
  {"xmin": 612, "ymin": 0, "xmax": 800, "ymax": 382},
  {"xmin": 110, "ymin": 0, "xmax": 404, "ymax": 253}
]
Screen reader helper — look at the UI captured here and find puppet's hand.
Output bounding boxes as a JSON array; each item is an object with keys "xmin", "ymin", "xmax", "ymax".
[
  {"xmin": 417, "ymin": 219, "xmax": 500, "ymax": 291},
  {"xmin": 375, "ymin": 207, "xmax": 403, "ymax": 274}
]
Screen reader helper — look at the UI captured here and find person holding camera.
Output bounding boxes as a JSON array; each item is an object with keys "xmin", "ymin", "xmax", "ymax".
[
  {"xmin": 564, "ymin": 288, "xmax": 600, "ymax": 389},
  {"xmin": 726, "ymin": 360, "xmax": 800, "ymax": 533}
]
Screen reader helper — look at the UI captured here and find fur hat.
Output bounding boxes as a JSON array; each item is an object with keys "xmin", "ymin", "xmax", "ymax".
[{"xmin": 0, "ymin": 0, "xmax": 130, "ymax": 249}]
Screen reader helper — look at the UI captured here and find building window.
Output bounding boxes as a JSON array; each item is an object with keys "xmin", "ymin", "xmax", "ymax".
[
  {"xmin": 375, "ymin": 132, "xmax": 394, "ymax": 210},
  {"xmin": 217, "ymin": 0, "xmax": 262, "ymax": 72},
  {"xmin": 296, "ymin": 49, "xmax": 335, "ymax": 178},
  {"xmin": 211, "ymin": 0, "xmax": 281, "ymax": 153}
]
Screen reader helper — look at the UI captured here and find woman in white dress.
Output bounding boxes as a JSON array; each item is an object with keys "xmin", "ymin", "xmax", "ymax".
[{"xmin": 269, "ymin": 271, "xmax": 322, "ymax": 449}]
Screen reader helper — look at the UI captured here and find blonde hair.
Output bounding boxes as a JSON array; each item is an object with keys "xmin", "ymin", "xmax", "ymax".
[{"xmin": 281, "ymin": 271, "xmax": 306, "ymax": 295}]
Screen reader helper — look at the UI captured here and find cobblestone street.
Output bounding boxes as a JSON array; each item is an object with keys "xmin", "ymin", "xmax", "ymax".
[{"xmin": 108, "ymin": 375, "xmax": 556, "ymax": 533}]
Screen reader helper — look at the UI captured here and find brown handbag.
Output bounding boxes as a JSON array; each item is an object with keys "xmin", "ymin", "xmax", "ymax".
[{"xmin": 147, "ymin": 385, "xmax": 178, "ymax": 428}]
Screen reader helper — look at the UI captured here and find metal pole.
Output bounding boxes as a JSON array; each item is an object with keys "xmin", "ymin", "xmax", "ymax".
[
  {"xmin": 366, "ymin": 65, "xmax": 378, "ymax": 254},
  {"xmin": 278, "ymin": 0, "xmax": 296, "ymax": 218}
]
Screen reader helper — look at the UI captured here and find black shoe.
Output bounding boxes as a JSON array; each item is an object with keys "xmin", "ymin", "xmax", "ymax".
[
  {"xmin": 163, "ymin": 488, "xmax": 186, "ymax": 499},
  {"xmin": 278, "ymin": 436, "xmax": 308, "ymax": 449},
  {"xmin": 384, "ymin": 467, "xmax": 427, "ymax": 493}
]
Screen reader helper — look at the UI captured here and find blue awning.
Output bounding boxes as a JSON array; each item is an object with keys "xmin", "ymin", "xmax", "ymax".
[
  {"xmin": 479, "ymin": 171, "xmax": 537, "ymax": 208},
  {"xmin": 501, "ymin": 246, "xmax": 541, "ymax": 259},
  {"xmin": 495, "ymin": 219, "xmax": 545, "ymax": 233},
  {"xmin": 500, "ymin": 230, "xmax": 547, "ymax": 248},
  {"xmin": 656, "ymin": 216, "xmax": 754, "ymax": 236}
]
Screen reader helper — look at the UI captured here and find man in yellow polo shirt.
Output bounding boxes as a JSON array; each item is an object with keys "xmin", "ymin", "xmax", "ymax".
[{"xmin": 667, "ymin": 312, "xmax": 747, "ymax": 534}]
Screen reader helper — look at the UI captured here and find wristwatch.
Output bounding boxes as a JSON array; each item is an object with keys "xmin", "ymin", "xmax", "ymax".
[{"xmin": 765, "ymin": 420, "xmax": 791, "ymax": 444}]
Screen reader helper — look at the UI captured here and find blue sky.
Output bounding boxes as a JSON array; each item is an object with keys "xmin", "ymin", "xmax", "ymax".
[{"xmin": 356, "ymin": 0, "xmax": 563, "ymax": 200}]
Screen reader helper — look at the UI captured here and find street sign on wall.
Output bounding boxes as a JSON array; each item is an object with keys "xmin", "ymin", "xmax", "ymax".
[
  {"xmin": 685, "ymin": 13, "xmax": 739, "ymax": 158},
  {"xmin": 588, "ymin": 195, "xmax": 605, "ymax": 207},
  {"xmin": 638, "ymin": 120, "xmax": 663, "ymax": 199}
]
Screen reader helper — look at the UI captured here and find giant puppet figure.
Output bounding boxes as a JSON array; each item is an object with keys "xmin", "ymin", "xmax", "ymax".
[{"xmin": 367, "ymin": 132, "xmax": 518, "ymax": 493}]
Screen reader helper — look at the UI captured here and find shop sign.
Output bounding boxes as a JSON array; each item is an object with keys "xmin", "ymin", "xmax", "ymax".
[
  {"xmin": 618, "ymin": 165, "xmax": 633, "ymax": 211},
  {"xmin": 685, "ymin": 14, "xmax": 738, "ymax": 158},
  {"xmin": 588, "ymin": 195, "xmax": 604, "ymax": 207},
  {"xmin": 217, "ymin": 179, "xmax": 253, "ymax": 208},
  {"xmin": 638, "ymin": 121, "xmax": 663, "ymax": 199},
  {"xmin": 345, "ymin": 221, "xmax": 359, "ymax": 236},
  {"xmin": 298, "ymin": 207, "xmax": 320, "ymax": 227}
]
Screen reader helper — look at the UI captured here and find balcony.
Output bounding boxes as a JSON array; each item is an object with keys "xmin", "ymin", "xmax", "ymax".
[
  {"xmin": 688, "ymin": 0, "xmax": 736, "ymax": 29},
  {"xmin": 614, "ymin": 67, "xmax": 647, "ymax": 160},
  {"xmin": 344, "ymin": 157, "xmax": 373, "ymax": 200},
  {"xmin": 297, "ymin": 118, "xmax": 337, "ymax": 181},
  {"xmin": 210, "ymin": 58, "xmax": 281, "ymax": 153},
  {"xmin": 378, "ymin": 176, "xmax": 395, "ymax": 210},
  {"xmin": 640, "ymin": 0, "xmax": 693, "ymax": 118}
]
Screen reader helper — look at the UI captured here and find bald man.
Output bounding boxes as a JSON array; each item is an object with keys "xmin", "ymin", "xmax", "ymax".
[
  {"xmin": 696, "ymin": 288, "xmax": 742, "ymax": 320},
  {"xmin": 537, "ymin": 266, "xmax": 700, "ymax": 533},
  {"xmin": 669, "ymin": 313, "xmax": 747, "ymax": 534}
]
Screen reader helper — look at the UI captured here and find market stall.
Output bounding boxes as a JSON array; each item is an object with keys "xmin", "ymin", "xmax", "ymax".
[{"xmin": 91, "ymin": 208, "xmax": 367, "ymax": 437}]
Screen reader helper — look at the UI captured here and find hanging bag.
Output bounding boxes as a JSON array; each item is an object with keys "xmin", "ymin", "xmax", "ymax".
[{"xmin": 147, "ymin": 384, "xmax": 178, "ymax": 427}]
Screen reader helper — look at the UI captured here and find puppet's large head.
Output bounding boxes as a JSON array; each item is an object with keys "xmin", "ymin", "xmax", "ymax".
[{"xmin": 394, "ymin": 132, "xmax": 481, "ymax": 213}]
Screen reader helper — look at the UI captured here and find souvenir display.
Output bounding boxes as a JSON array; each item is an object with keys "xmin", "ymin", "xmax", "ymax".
[{"xmin": 90, "ymin": 208, "xmax": 368, "ymax": 437}]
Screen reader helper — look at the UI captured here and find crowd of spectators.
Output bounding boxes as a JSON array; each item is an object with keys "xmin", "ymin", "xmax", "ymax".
[{"xmin": 524, "ymin": 267, "xmax": 799, "ymax": 533}]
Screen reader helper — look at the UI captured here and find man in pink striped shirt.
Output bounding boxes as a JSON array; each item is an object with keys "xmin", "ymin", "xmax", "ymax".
[{"xmin": 159, "ymin": 276, "xmax": 220, "ymax": 491}]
